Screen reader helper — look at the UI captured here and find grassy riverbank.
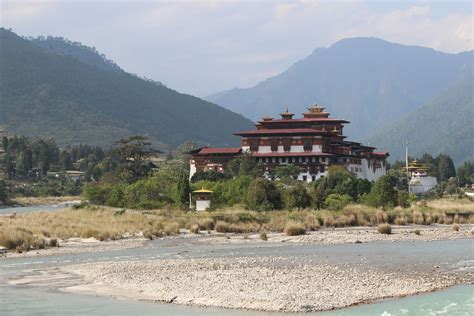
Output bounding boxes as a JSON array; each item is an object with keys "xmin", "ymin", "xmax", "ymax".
[{"xmin": 0, "ymin": 198, "xmax": 472, "ymax": 252}]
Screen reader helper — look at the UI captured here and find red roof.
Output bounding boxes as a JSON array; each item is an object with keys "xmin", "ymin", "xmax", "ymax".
[
  {"xmin": 258, "ymin": 118, "xmax": 349, "ymax": 124},
  {"xmin": 373, "ymin": 151, "xmax": 389, "ymax": 156},
  {"xmin": 234, "ymin": 128, "xmax": 331, "ymax": 136},
  {"xmin": 252, "ymin": 152, "xmax": 334, "ymax": 157},
  {"xmin": 197, "ymin": 147, "xmax": 242, "ymax": 155}
]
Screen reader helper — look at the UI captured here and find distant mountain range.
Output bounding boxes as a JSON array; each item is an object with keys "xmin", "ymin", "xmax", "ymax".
[
  {"xmin": 207, "ymin": 38, "xmax": 472, "ymax": 143},
  {"xmin": 368, "ymin": 77, "xmax": 473, "ymax": 165},
  {"xmin": 0, "ymin": 29, "xmax": 253, "ymax": 148}
]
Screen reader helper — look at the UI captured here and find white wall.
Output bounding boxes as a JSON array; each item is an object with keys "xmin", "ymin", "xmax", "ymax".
[
  {"xmin": 196, "ymin": 200, "xmax": 211, "ymax": 211},
  {"xmin": 189, "ymin": 162, "xmax": 197, "ymax": 180},
  {"xmin": 409, "ymin": 177, "xmax": 437, "ymax": 194},
  {"xmin": 361, "ymin": 159, "xmax": 386, "ymax": 182}
]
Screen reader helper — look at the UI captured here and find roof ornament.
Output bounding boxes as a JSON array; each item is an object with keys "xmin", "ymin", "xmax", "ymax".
[
  {"xmin": 280, "ymin": 107, "xmax": 294, "ymax": 119},
  {"xmin": 303, "ymin": 102, "xmax": 330, "ymax": 118}
]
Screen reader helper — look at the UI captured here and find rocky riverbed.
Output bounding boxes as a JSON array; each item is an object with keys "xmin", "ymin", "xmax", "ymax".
[{"xmin": 57, "ymin": 255, "xmax": 469, "ymax": 313}]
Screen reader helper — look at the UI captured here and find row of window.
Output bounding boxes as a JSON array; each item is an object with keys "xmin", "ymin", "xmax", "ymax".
[{"xmin": 256, "ymin": 156, "xmax": 327, "ymax": 163}]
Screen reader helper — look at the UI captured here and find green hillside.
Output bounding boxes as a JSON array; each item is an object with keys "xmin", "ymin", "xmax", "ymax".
[
  {"xmin": 29, "ymin": 36, "xmax": 124, "ymax": 74},
  {"xmin": 207, "ymin": 38, "xmax": 472, "ymax": 140},
  {"xmin": 368, "ymin": 77, "xmax": 474, "ymax": 165},
  {"xmin": 0, "ymin": 29, "xmax": 253, "ymax": 148}
]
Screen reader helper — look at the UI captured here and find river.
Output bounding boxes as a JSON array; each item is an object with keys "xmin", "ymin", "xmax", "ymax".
[
  {"xmin": 1, "ymin": 203, "xmax": 472, "ymax": 315},
  {"xmin": 1, "ymin": 234, "xmax": 473, "ymax": 315}
]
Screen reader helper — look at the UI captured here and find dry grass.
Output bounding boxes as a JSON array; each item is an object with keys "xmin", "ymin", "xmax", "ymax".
[
  {"xmin": 284, "ymin": 223, "xmax": 306, "ymax": 236},
  {"xmin": 0, "ymin": 198, "xmax": 471, "ymax": 252},
  {"xmin": 377, "ymin": 224, "xmax": 392, "ymax": 234}
]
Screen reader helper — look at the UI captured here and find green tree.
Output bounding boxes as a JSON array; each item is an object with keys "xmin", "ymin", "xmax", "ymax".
[
  {"xmin": 59, "ymin": 150, "xmax": 73, "ymax": 171},
  {"xmin": 445, "ymin": 177, "xmax": 458, "ymax": 195},
  {"xmin": 397, "ymin": 190, "xmax": 410, "ymax": 208},
  {"xmin": 284, "ymin": 182, "xmax": 311, "ymax": 209},
  {"xmin": 174, "ymin": 170, "xmax": 190, "ymax": 208},
  {"xmin": 436, "ymin": 154, "xmax": 456, "ymax": 182},
  {"xmin": 457, "ymin": 161, "xmax": 474, "ymax": 186},
  {"xmin": 245, "ymin": 178, "xmax": 282, "ymax": 211},
  {"xmin": 323, "ymin": 193, "xmax": 352, "ymax": 211},
  {"xmin": 226, "ymin": 154, "xmax": 263, "ymax": 178},
  {"xmin": 0, "ymin": 180, "xmax": 8, "ymax": 204},
  {"xmin": 365, "ymin": 174, "xmax": 398, "ymax": 209},
  {"xmin": 16, "ymin": 149, "xmax": 33, "ymax": 176},
  {"xmin": 113, "ymin": 136, "xmax": 157, "ymax": 183},
  {"xmin": 273, "ymin": 165, "xmax": 300, "ymax": 183}
]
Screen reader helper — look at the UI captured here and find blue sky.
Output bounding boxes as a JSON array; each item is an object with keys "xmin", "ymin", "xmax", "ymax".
[{"xmin": 1, "ymin": 0, "xmax": 472, "ymax": 97}]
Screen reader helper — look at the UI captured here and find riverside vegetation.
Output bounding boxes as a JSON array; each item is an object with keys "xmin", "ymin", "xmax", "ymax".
[
  {"xmin": 1, "ymin": 135, "xmax": 473, "ymax": 252},
  {"xmin": 1, "ymin": 198, "xmax": 472, "ymax": 252}
]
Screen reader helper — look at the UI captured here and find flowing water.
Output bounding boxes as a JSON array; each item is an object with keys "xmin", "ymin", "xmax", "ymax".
[
  {"xmin": 0, "ymin": 201, "xmax": 80, "ymax": 215},
  {"xmin": 1, "ymin": 235, "xmax": 473, "ymax": 316},
  {"xmin": 1, "ymin": 204, "xmax": 473, "ymax": 315}
]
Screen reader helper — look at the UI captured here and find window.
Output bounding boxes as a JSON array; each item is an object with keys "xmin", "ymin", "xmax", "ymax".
[
  {"xmin": 302, "ymin": 175, "xmax": 307, "ymax": 181},
  {"xmin": 282, "ymin": 138, "xmax": 291, "ymax": 152},
  {"xmin": 270, "ymin": 138, "xmax": 279, "ymax": 152},
  {"xmin": 312, "ymin": 175, "xmax": 316, "ymax": 181},
  {"xmin": 303, "ymin": 138, "xmax": 313, "ymax": 151},
  {"xmin": 282, "ymin": 157, "xmax": 286, "ymax": 163},
  {"xmin": 320, "ymin": 165, "xmax": 325, "ymax": 173},
  {"xmin": 302, "ymin": 157, "xmax": 306, "ymax": 162},
  {"xmin": 249, "ymin": 138, "xmax": 259, "ymax": 152}
]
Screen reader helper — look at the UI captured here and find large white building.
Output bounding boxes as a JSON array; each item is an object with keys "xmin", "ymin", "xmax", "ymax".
[{"xmin": 190, "ymin": 105, "xmax": 389, "ymax": 182}]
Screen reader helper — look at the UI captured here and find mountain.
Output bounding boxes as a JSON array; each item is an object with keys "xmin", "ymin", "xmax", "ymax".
[
  {"xmin": 29, "ymin": 36, "xmax": 124, "ymax": 73},
  {"xmin": 207, "ymin": 38, "xmax": 472, "ymax": 140},
  {"xmin": 0, "ymin": 29, "xmax": 253, "ymax": 148},
  {"xmin": 368, "ymin": 77, "xmax": 474, "ymax": 165}
]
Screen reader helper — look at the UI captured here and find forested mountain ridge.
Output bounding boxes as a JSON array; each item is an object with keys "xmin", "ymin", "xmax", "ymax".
[
  {"xmin": 29, "ymin": 36, "xmax": 124, "ymax": 74},
  {"xmin": 368, "ymin": 77, "xmax": 474, "ymax": 165},
  {"xmin": 0, "ymin": 29, "xmax": 254, "ymax": 148},
  {"xmin": 207, "ymin": 37, "xmax": 472, "ymax": 139}
]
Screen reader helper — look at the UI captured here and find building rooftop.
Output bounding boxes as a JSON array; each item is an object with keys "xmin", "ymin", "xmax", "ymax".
[
  {"xmin": 251, "ymin": 152, "xmax": 334, "ymax": 157},
  {"xmin": 191, "ymin": 147, "xmax": 242, "ymax": 155},
  {"xmin": 234, "ymin": 128, "xmax": 334, "ymax": 136}
]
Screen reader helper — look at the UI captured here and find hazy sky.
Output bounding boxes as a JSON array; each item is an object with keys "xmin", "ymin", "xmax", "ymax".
[{"xmin": 1, "ymin": 0, "xmax": 472, "ymax": 97}]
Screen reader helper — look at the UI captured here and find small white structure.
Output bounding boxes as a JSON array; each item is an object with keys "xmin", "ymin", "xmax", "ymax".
[
  {"xmin": 193, "ymin": 189, "xmax": 213, "ymax": 211},
  {"xmin": 409, "ymin": 176, "xmax": 438, "ymax": 194}
]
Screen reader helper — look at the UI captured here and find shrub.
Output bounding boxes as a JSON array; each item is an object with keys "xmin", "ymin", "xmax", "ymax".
[
  {"xmin": 215, "ymin": 221, "xmax": 230, "ymax": 233},
  {"xmin": 323, "ymin": 194, "xmax": 352, "ymax": 211},
  {"xmin": 198, "ymin": 218, "xmax": 215, "ymax": 230},
  {"xmin": 452, "ymin": 224, "xmax": 460, "ymax": 232},
  {"xmin": 190, "ymin": 224, "xmax": 200, "ymax": 234},
  {"xmin": 284, "ymin": 223, "xmax": 306, "ymax": 236},
  {"xmin": 322, "ymin": 214, "xmax": 334, "ymax": 227},
  {"xmin": 394, "ymin": 216, "xmax": 407, "ymax": 225},
  {"xmin": 414, "ymin": 229, "xmax": 421, "ymax": 235},
  {"xmin": 259, "ymin": 232, "xmax": 268, "ymax": 241},
  {"xmin": 164, "ymin": 222, "xmax": 180, "ymax": 236},
  {"xmin": 377, "ymin": 223, "xmax": 392, "ymax": 234},
  {"xmin": 143, "ymin": 230, "xmax": 154, "ymax": 240},
  {"xmin": 370, "ymin": 210, "xmax": 388, "ymax": 226},
  {"xmin": 48, "ymin": 238, "xmax": 59, "ymax": 247},
  {"xmin": 284, "ymin": 183, "xmax": 311, "ymax": 209},
  {"xmin": 245, "ymin": 178, "xmax": 282, "ymax": 211}
]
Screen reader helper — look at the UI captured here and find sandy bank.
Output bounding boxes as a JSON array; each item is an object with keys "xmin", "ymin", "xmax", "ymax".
[
  {"xmin": 2, "ymin": 237, "xmax": 148, "ymax": 258},
  {"xmin": 57, "ymin": 255, "xmax": 468, "ymax": 313},
  {"xmin": 12, "ymin": 196, "xmax": 82, "ymax": 207},
  {"xmin": 203, "ymin": 224, "xmax": 474, "ymax": 245}
]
